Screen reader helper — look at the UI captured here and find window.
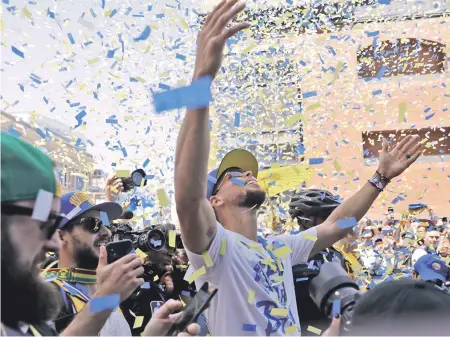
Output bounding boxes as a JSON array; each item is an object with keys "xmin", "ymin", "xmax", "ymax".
[
  {"xmin": 357, "ymin": 38, "xmax": 447, "ymax": 79},
  {"xmin": 362, "ymin": 127, "xmax": 450, "ymax": 160}
]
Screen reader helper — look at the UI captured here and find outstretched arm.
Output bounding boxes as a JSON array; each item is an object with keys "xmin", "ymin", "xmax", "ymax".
[
  {"xmin": 311, "ymin": 135, "xmax": 423, "ymax": 256},
  {"xmin": 175, "ymin": 0, "xmax": 250, "ymax": 254}
]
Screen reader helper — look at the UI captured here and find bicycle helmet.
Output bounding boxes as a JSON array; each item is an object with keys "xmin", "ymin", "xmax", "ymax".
[{"xmin": 288, "ymin": 189, "xmax": 342, "ymax": 219}]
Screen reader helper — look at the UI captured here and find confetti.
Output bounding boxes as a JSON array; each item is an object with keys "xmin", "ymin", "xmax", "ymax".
[
  {"xmin": 11, "ymin": 46, "xmax": 24, "ymax": 58},
  {"xmin": 309, "ymin": 158, "xmax": 324, "ymax": 165},
  {"xmin": 273, "ymin": 245, "xmax": 292, "ymax": 258},
  {"xmin": 270, "ymin": 308, "xmax": 288, "ymax": 317},
  {"xmin": 286, "ymin": 324, "xmax": 298, "ymax": 335},
  {"xmin": 242, "ymin": 324, "xmax": 256, "ymax": 332},
  {"xmin": 100, "ymin": 211, "xmax": 110, "ymax": 227},
  {"xmin": 115, "ymin": 170, "xmax": 130, "ymax": 178},
  {"xmin": 337, "ymin": 217, "xmax": 357, "ymax": 229},
  {"xmin": 168, "ymin": 230, "xmax": 176, "ymax": 248},
  {"xmin": 202, "ymin": 251, "xmax": 214, "ymax": 267},
  {"xmin": 134, "ymin": 26, "xmax": 151, "ymax": 41},
  {"xmin": 133, "ymin": 316, "xmax": 144, "ymax": 329},
  {"xmin": 156, "ymin": 188, "xmax": 170, "ymax": 207},
  {"xmin": 153, "ymin": 76, "xmax": 212, "ymax": 113},
  {"xmin": 307, "ymin": 326, "xmax": 322, "ymax": 335},
  {"xmin": 303, "ymin": 234, "xmax": 318, "ymax": 241},
  {"xmin": 248, "ymin": 290, "xmax": 255, "ymax": 304},
  {"xmin": 187, "ymin": 266, "xmax": 206, "ymax": 284},
  {"xmin": 32, "ymin": 190, "xmax": 53, "ymax": 222},
  {"xmin": 89, "ymin": 294, "xmax": 120, "ymax": 313},
  {"xmin": 219, "ymin": 238, "xmax": 227, "ymax": 256}
]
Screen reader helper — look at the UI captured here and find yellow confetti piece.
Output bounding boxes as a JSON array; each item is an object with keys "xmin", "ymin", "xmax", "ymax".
[
  {"xmin": 270, "ymin": 308, "xmax": 288, "ymax": 317},
  {"xmin": 115, "ymin": 170, "xmax": 130, "ymax": 178},
  {"xmin": 277, "ymin": 259, "xmax": 284, "ymax": 272},
  {"xmin": 22, "ymin": 7, "xmax": 32, "ymax": 19},
  {"xmin": 135, "ymin": 76, "xmax": 145, "ymax": 82},
  {"xmin": 168, "ymin": 230, "xmax": 176, "ymax": 248},
  {"xmin": 104, "ymin": 9, "xmax": 112, "ymax": 17},
  {"xmin": 273, "ymin": 245, "xmax": 292, "ymax": 258},
  {"xmin": 285, "ymin": 113, "xmax": 304, "ymax": 127},
  {"xmin": 248, "ymin": 289, "xmax": 255, "ymax": 304},
  {"xmin": 272, "ymin": 275, "xmax": 283, "ymax": 282},
  {"xmin": 333, "ymin": 159, "xmax": 341, "ymax": 172},
  {"xmin": 249, "ymin": 242, "xmax": 263, "ymax": 253},
  {"xmin": 135, "ymin": 248, "xmax": 147, "ymax": 259},
  {"xmin": 0, "ymin": 19, "xmax": 4, "ymax": 31},
  {"xmin": 219, "ymin": 238, "xmax": 226, "ymax": 256},
  {"xmin": 187, "ymin": 266, "xmax": 206, "ymax": 284},
  {"xmin": 88, "ymin": 58, "xmax": 99, "ymax": 65},
  {"xmin": 133, "ymin": 316, "xmax": 144, "ymax": 329},
  {"xmin": 286, "ymin": 324, "xmax": 298, "ymax": 335},
  {"xmin": 307, "ymin": 326, "xmax": 322, "ymax": 335},
  {"xmin": 153, "ymin": 275, "xmax": 159, "ymax": 282},
  {"xmin": 242, "ymin": 42, "xmax": 256, "ymax": 54},
  {"xmin": 156, "ymin": 188, "xmax": 170, "ymax": 207},
  {"xmin": 304, "ymin": 234, "xmax": 318, "ymax": 241},
  {"xmin": 306, "ymin": 103, "xmax": 321, "ymax": 111},
  {"xmin": 140, "ymin": 177, "xmax": 146, "ymax": 187},
  {"xmin": 398, "ymin": 102, "xmax": 407, "ymax": 123},
  {"xmin": 202, "ymin": 251, "xmax": 214, "ymax": 267}
]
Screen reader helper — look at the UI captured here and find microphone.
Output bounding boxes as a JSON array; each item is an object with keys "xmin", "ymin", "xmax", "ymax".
[{"xmin": 119, "ymin": 210, "xmax": 134, "ymax": 220}]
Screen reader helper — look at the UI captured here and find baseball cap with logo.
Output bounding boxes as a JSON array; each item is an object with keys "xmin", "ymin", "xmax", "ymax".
[
  {"xmin": 60, "ymin": 191, "xmax": 122, "ymax": 227},
  {"xmin": 414, "ymin": 254, "xmax": 449, "ymax": 283},
  {"xmin": 1, "ymin": 132, "xmax": 61, "ymax": 202},
  {"xmin": 206, "ymin": 149, "xmax": 258, "ymax": 200}
]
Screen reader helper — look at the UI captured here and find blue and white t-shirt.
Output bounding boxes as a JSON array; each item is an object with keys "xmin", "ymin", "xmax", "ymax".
[{"xmin": 185, "ymin": 222, "xmax": 317, "ymax": 336}]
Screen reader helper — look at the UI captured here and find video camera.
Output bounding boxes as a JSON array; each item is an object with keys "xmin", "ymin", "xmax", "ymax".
[
  {"xmin": 116, "ymin": 169, "xmax": 147, "ymax": 192},
  {"xmin": 309, "ymin": 262, "xmax": 361, "ymax": 335}
]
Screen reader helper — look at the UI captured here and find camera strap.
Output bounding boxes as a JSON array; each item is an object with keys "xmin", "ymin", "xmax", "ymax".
[{"xmin": 43, "ymin": 266, "xmax": 97, "ymax": 284}]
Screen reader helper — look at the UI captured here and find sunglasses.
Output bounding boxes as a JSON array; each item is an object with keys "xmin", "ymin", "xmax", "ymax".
[
  {"xmin": 70, "ymin": 217, "xmax": 104, "ymax": 234},
  {"xmin": 212, "ymin": 169, "xmax": 244, "ymax": 195},
  {"xmin": 1, "ymin": 203, "xmax": 63, "ymax": 239}
]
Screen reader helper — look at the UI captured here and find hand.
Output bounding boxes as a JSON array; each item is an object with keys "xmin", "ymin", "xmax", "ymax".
[
  {"xmin": 377, "ymin": 135, "xmax": 423, "ymax": 180},
  {"xmin": 161, "ymin": 272, "xmax": 174, "ymax": 295},
  {"xmin": 95, "ymin": 246, "xmax": 144, "ymax": 302},
  {"xmin": 322, "ymin": 315, "xmax": 341, "ymax": 336},
  {"xmin": 143, "ymin": 299, "xmax": 200, "ymax": 336},
  {"xmin": 193, "ymin": 0, "xmax": 250, "ymax": 80},
  {"xmin": 105, "ymin": 176, "xmax": 124, "ymax": 202}
]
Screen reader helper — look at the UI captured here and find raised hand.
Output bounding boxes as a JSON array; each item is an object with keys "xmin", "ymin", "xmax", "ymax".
[
  {"xmin": 95, "ymin": 245, "xmax": 144, "ymax": 302},
  {"xmin": 378, "ymin": 135, "xmax": 423, "ymax": 180},
  {"xmin": 193, "ymin": 0, "xmax": 250, "ymax": 80},
  {"xmin": 105, "ymin": 176, "xmax": 124, "ymax": 202}
]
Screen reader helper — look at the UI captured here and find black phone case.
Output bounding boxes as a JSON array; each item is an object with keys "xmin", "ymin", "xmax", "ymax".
[{"xmin": 106, "ymin": 240, "xmax": 133, "ymax": 264}]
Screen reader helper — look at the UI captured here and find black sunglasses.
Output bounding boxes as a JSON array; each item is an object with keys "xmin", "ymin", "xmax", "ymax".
[
  {"xmin": 1, "ymin": 203, "xmax": 63, "ymax": 240},
  {"xmin": 70, "ymin": 217, "xmax": 103, "ymax": 234}
]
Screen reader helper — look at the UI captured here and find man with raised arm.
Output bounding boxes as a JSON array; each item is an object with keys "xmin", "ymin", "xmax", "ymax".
[{"xmin": 174, "ymin": 1, "xmax": 423, "ymax": 335}]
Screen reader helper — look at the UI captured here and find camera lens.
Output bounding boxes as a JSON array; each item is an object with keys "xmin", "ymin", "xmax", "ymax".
[{"xmin": 136, "ymin": 229, "xmax": 166, "ymax": 252}]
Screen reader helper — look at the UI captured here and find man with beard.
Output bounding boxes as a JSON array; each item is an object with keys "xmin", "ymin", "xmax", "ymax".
[
  {"xmin": 43, "ymin": 191, "xmax": 144, "ymax": 336},
  {"xmin": 1, "ymin": 132, "xmax": 64, "ymax": 335},
  {"xmin": 174, "ymin": 0, "xmax": 423, "ymax": 335}
]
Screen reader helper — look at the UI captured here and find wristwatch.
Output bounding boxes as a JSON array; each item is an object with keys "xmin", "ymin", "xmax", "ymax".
[{"xmin": 368, "ymin": 171, "xmax": 391, "ymax": 192}]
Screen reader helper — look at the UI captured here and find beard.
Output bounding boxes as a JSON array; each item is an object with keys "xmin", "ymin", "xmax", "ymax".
[
  {"xmin": 1, "ymin": 229, "xmax": 62, "ymax": 327},
  {"xmin": 72, "ymin": 237, "xmax": 99, "ymax": 270},
  {"xmin": 238, "ymin": 190, "xmax": 266, "ymax": 210}
]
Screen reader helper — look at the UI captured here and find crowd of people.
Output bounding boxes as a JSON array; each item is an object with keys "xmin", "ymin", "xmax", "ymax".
[{"xmin": 2, "ymin": 0, "xmax": 450, "ymax": 336}]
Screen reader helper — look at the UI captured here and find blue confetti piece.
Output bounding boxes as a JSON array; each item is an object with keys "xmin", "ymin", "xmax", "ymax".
[
  {"xmin": 242, "ymin": 324, "xmax": 257, "ymax": 332},
  {"xmin": 156, "ymin": 13, "xmax": 164, "ymax": 18},
  {"xmin": 100, "ymin": 211, "xmax": 110, "ymax": 227},
  {"xmin": 18, "ymin": 83, "xmax": 24, "ymax": 92},
  {"xmin": 121, "ymin": 147, "xmax": 128, "ymax": 158},
  {"xmin": 159, "ymin": 83, "xmax": 171, "ymax": 90},
  {"xmin": 176, "ymin": 53, "xmax": 186, "ymax": 61},
  {"xmin": 107, "ymin": 48, "xmax": 118, "ymax": 58},
  {"xmin": 141, "ymin": 282, "xmax": 151, "ymax": 289},
  {"xmin": 89, "ymin": 8, "xmax": 97, "ymax": 17},
  {"xmin": 309, "ymin": 158, "xmax": 324, "ymax": 165},
  {"xmin": 425, "ymin": 113, "xmax": 435, "ymax": 120},
  {"xmin": 12, "ymin": 46, "xmax": 24, "ymax": 58},
  {"xmin": 43, "ymin": 97, "xmax": 48, "ymax": 104},
  {"xmin": 378, "ymin": 0, "xmax": 391, "ymax": 4},
  {"xmin": 376, "ymin": 65, "xmax": 387, "ymax": 79},
  {"xmin": 231, "ymin": 178, "xmax": 245, "ymax": 186},
  {"xmin": 303, "ymin": 91, "xmax": 317, "ymax": 98},
  {"xmin": 35, "ymin": 128, "xmax": 46, "ymax": 139},
  {"xmin": 337, "ymin": 217, "xmax": 357, "ymax": 229},
  {"xmin": 153, "ymin": 76, "xmax": 212, "ymax": 113},
  {"xmin": 332, "ymin": 299, "xmax": 341, "ymax": 317},
  {"xmin": 8, "ymin": 125, "xmax": 21, "ymax": 138},
  {"xmin": 130, "ymin": 77, "xmax": 138, "ymax": 82},
  {"xmin": 296, "ymin": 145, "xmax": 305, "ymax": 155},
  {"xmin": 101, "ymin": 0, "xmax": 105, "ymax": 8},
  {"xmin": 106, "ymin": 118, "xmax": 118, "ymax": 124},
  {"xmin": 89, "ymin": 294, "xmax": 120, "ymax": 313},
  {"xmin": 109, "ymin": 9, "xmax": 118, "ymax": 17},
  {"xmin": 133, "ymin": 26, "xmax": 151, "ymax": 42},
  {"xmin": 47, "ymin": 8, "xmax": 55, "ymax": 18},
  {"xmin": 373, "ymin": 89, "xmax": 382, "ymax": 96},
  {"xmin": 234, "ymin": 112, "xmax": 240, "ymax": 127},
  {"xmin": 97, "ymin": 31, "xmax": 104, "ymax": 39},
  {"xmin": 366, "ymin": 31, "xmax": 379, "ymax": 37},
  {"xmin": 296, "ymin": 277, "xmax": 308, "ymax": 282},
  {"xmin": 145, "ymin": 175, "xmax": 154, "ymax": 180},
  {"xmin": 143, "ymin": 158, "xmax": 150, "ymax": 168},
  {"xmin": 67, "ymin": 33, "xmax": 75, "ymax": 45}
]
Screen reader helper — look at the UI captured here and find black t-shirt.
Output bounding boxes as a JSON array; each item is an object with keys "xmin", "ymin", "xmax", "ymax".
[
  {"xmin": 1, "ymin": 322, "xmax": 58, "ymax": 336},
  {"xmin": 293, "ymin": 248, "xmax": 347, "ymax": 335}
]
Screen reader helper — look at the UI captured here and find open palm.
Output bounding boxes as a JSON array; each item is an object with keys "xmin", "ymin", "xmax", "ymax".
[{"xmin": 378, "ymin": 135, "xmax": 423, "ymax": 180}]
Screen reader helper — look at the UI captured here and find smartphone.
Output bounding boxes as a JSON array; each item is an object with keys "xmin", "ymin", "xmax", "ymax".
[
  {"xmin": 106, "ymin": 240, "xmax": 133, "ymax": 264},
  {"xmin": 167, "ymin": 282, "xmax": 217, "ymax": 336},
  {"xmin": 150, "ymin": 301, "xmax": 164, "ymax": 315}
]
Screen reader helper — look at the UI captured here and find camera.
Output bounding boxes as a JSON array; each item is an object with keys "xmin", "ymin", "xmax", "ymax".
[
  {"xmin": 309, "ymin": 262, "xmax": 362, "ymax": 335},
  {"xmin": 117, "ymin": 169, "xmax": 147, "ymax": 192},
  {"xmin": 110, "ymin": 222, "xmax": 167, "ymax": 253}
]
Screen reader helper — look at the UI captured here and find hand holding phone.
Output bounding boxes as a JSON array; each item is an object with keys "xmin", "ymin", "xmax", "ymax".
[
  {"xmin": 166, "ymin": 282, "xmax": 217, "ymax": 336},
  {"xmin": 106, "ymin": 240, "xmax": 133, "ymax": 264}
]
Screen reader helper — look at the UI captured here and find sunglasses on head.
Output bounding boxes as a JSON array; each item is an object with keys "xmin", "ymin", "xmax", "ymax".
[
  {"xmin": 212, "ymin": 168, "xmax": 244, "ymax": 196},
  {"xmin": 1, "ymin": 203, "xmax": 63, "ymax": 240},
  {"xmin": 69, "ymin": 217, "xmax": 103, "ymax": 234}
]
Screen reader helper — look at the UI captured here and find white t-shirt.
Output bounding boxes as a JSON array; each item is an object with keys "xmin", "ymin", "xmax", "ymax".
[
  {"xmin": 185, "ymin": 222, "xmax": 317, "ymax": 336},
  {"xmin": 411, "ymin": 247, "xmax": 428, "ymax": 266}
]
